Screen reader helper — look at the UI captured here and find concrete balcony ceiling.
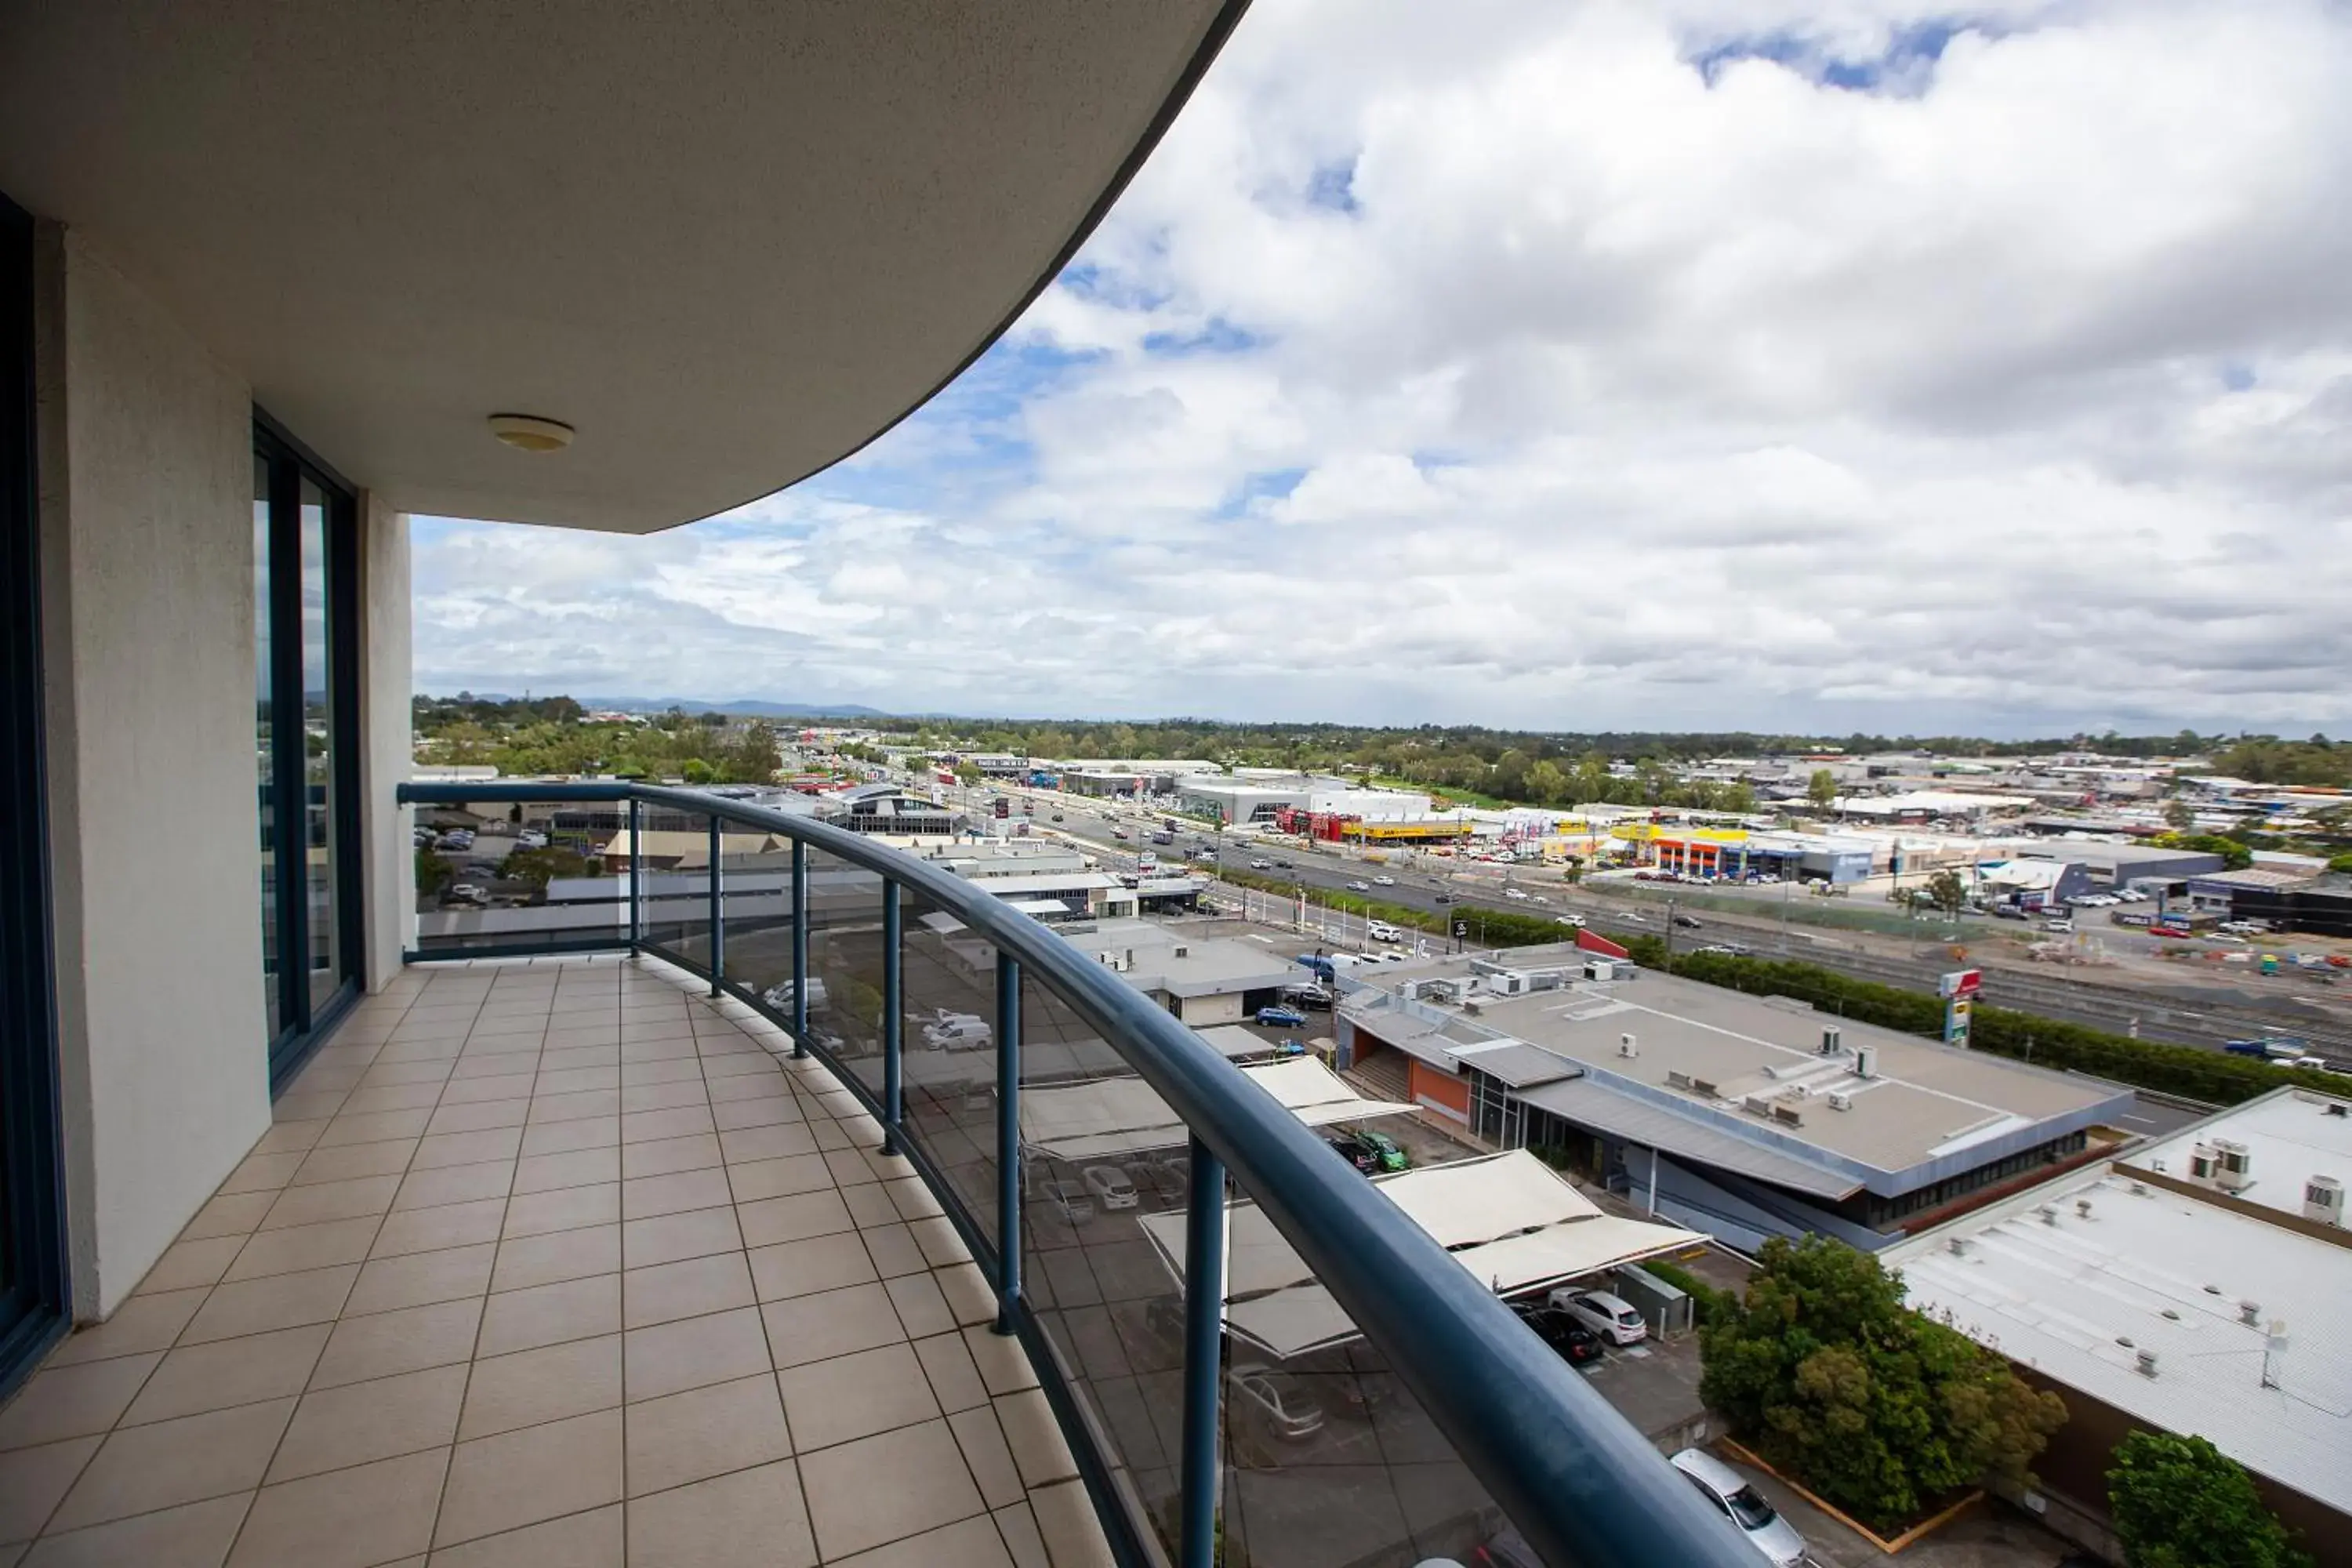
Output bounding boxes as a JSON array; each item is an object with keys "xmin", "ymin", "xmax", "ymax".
[{"xmin": 0, "ymin": 1, "xmax": 1243, "ymax": 532}]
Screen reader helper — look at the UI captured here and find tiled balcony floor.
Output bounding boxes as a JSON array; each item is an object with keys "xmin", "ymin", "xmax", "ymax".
[{"xmin": 0, "ymin": 956, "xmax": 1110, "ymax": 1568}]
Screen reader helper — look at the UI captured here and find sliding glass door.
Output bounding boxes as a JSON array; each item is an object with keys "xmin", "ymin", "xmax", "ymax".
[{"xmin": 254, "ymin": 417, "xmax": 362, "ymax": 1089}]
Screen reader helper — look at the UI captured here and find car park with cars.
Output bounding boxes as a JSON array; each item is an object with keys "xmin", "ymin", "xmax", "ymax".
[
  {"xmin": 1667, "ymin": 1448, "xmax": 1808, "ymax": 1566},
  {"xmin": 1511, "ymin": 1302, "xmax": 1605, "ymax": 1366},
  {"xmin": 1549, "ymin": 1287, "xmax": 1647, "ymax": 1345},
  {"xmin": 1255, "ymin": 1004, "xmax": 1308, "ymax": 1028}
]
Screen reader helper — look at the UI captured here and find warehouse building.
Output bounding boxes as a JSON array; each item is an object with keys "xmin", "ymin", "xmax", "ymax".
[
  {"xmin": 1334, "ymin": 947, "xmax": 2129, "ymax": 1251},
  {"xmin": 2018, "ymin": 839, "xmax": 2226, "ymax": 889},
  {"xmin": 1059, "ymin": 919, "xmax": 1300, "ymax": 1025}
]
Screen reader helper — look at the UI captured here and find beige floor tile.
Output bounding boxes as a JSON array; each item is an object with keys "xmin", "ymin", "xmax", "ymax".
[
  {"xmin": 622, "ymin": 1373, "xmax": 790, "ymax": 1497},
  {"xmin": 717, "ymin": 1123, "xmax": 817, "ymax": 1164},
  {"xmin": 42, "ymin": 1290, "xmax": 207, "ymax": 1368},
  {"xmin": 223, "ymin": 1216, "xmax": 381, "ymax": 1283},
  {"xmin": 45, "ymin": 1397, "xmax": 292, "ymax": 1533},
  {"xmin": 909, "ymin": 1218, "xmax": 969, "ymax": 1268},
  {"xmin": 529, "ymin": 1090, "xmax": 623, "ymax": 1127},
  {"xmin": 882, "ymin": 1272, "xmax": 955, "ymax": 1339},
  {"xmin": 747, "ymin": 1232, "xmax": 876, "ymax": 1304},
  {"xmin": 290, "ymin": 1136, "xmax": 419, "ymax": 1187},
  {"xmin": 310, "ymin": 1109, "xmax": 434, "ymax": 1149},
  {"xmin": 832, "ymin": 1513, "xmax": 1014, "ymax": 1568},
  {"xmin": 477, "ymin": 1273, "xmax": 620, "ymax": 1359},
  {"xmin": 798, "ymin": 1419, "xmax": 984, "ymax": 1561},
  {"xmin": 1026, "ymin": 1479, "xmax": 1114, "ymax": 1568},
  {"xmin": 706, "ymin": 1076, "xmax": 795, "ymax": 1109},
  {"xmin": 710, "ymin": 1096, "xmax": 797, "ymax": 1133},
  {"xmin": 622, "ymin": 1459, "xmax": 813, "ymax": 1568},
  {"xmin": 178, "ymin": 1192, "xmax": 275, "ymax": 1242},
  {"xmin": 423, "ymin": 1101, "xmax": 531, "ymax": 1138},
  {"xmin": 344, "ymin": 1243, "xmax": 496, "ymax": 1317},
  {"xmin": 855, "ymin": 1224, "xmax": 925, "ymax": 1282},
  {"xmin": 490, "ymin": 1225, "xmax": 620, "ymax": 1295},
  {"xmin": 949, "ymin": 1406, "xmax": 1025, "ymax": 1511},
  {"xmin": 408, "ymin": 1127, "xmax": 523, "ymax": 1172},
  {"xmin": 936, "ymin": 1263, "xmax": 999, "ymax": 1329},
  {"xmin": 391, "ymin": 1160, "xmax": 515, "ymax": 1214},
  {"xmin": 434, "ymin": 1408, "xmax": 621, "ymax": 1549},
  {"xmin": 180, "ymin": 1265, "xmax": 358, "ymax": 1345},
  {"xmin": 258, "ymin": 1174, "xmax": 400, "ymax": 1233},
  {"xmin": 502, "ymin": 1184, "xmax": 619, "ymax": 1241},
  {"xmin": 336, "ymin": 1083, "xmax": 445, "ymax": 1117},
  {"xmin": 726, "ymin": 1155, "xmax": 833, "ymax": 1204},
  {"xmin": 883, "ymin": 1177, "xmax": 944, "ymax": 1222},
  {"xmin": 962, "ymin": 1327, "xmax": 1040, "ymax": 1398},
  {"xmin": 448, "ymin": 1048, "xmax": 539, "ymax": 1080},
  {"xmin": 735, "ymin": 1192, "xmax": 853, "ymax": 1250},
  {"xmin": 517, "ymin": 1117, "xmax": 620, "ymax": 1159},
  {"xmin": 371, "ymin": 1199, "xmax": 508, "ymax": 1260},
  {"xmin": 510, "ymin": 1146, "xmax": 620, "ymax": 1197},
  {"xmin": 621, "ymin": 1058, "xmax": 704, "ymax": 1088},
  {"xmin": 532, "ymin": 1065, "xmax": 619, "ymax": 1097},
  {"xmin": 120, "ymin": 1325, "xmax": 328, "ymax": 1427},
  {"xmin": 619, "ymin": 1134, "xmax": 720, "ymax": 1181},
  {"xmin": 227, "ymin": 1446, "xmax": 446, "ymax": 1568},
  {"xmin": 760, "ymin": 1283, "xmax": 906, "ymax": 1370},
  {"xmin": 16, "ymin": 1492, "xmax": 249, "ymax": 1568},
  {"xmin": 822, "ymin": 1149, "xmax": 883, "ymax": 1189},
  {"xmin": 265, "ymin": 1363, "xmax": 466, "ymax": 1483},
  {"xmin": 776, "ymin": 1343, "xmax": 939, "ymax": 1454},
  {"xmin": 622, "ymin": 1253, "xmax": 754, "ymax": 1331},
  {"xmin": 840, "ymin": 1183, "xmax": 901, "ymax": 1229},
  {"xmin": 535, "ymin": 1047, "xmax": 619, "ymax": 1077},
  {"xmin": 456, "ymin": 1334, "xmax": 621, "ymax": 1442},
  {"xmin": 619, "ymin": 1169, "xmax": 731, "ymax": 1223},
  {"xmin": 622, "ymin": 1308, "xmax": 771, "ymax": 1404},
  {"xmin": 435, "ymin": 1074, "xmax": 536, "ymax": 1108},
  {"xmin": 993, "ymin": 1501, "xmax": 1049, "ymax": 1568},
  {"xmin": 249, "ymin": 1121, "xmax": 328, "ymax": 1157},
  {"xmin": 619, "ymin": 1083, "xmax": 706, "ymax": 1117},
  {"xmin": 619, "ymin": 1208, "xmax": 740, "ymax": 1272},
  {"xmin": 993, "ymin": 1391, "xmax": 1078, "ymax": 1490},
  {"xmin": 272, "ymin": 1091, "xmax": 344, "ymax": 1123},
  {"xmin": 0, "ymin": 1356, "xmax": 161, "ymax": 1451},
  {"xmin": 310, "ymin": 1297, "xmax": 483, "ymax": 1391},
  {"xmin": 219, "ymin": 1151, "xmax": 306, "ymax": 1196},
  {"xmin": 620, "ymin": 1105, "xmax": 717, "ymax": 1145},
  {"xmin": 426, "ymin": 1502, "xmax": 621, "ymax": 1568},
  {"xmin": 0, "ymin": 1436, "xmax": 101, "ymax": 1543},
  {"xmin": 912, "ymin": 1333, "xmax": 990, "ymax": 1415}
]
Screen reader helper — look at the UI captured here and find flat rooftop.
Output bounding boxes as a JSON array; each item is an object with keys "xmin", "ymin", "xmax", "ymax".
[
  {"xmin": 1885, "ymin": 1165, "xmax": 2352, "ymax": 1517},
  {"xmin": 1342, "ymin": 946, "xmax": 2126, "ymax": 1189},
  {"xmin": 2118, "ymin": 1087, "xmax": 2352, "ymax": 1227},
  {"xmin": 1058, "ymin": 920, "xmax": 1297, "ymax": 1000}
]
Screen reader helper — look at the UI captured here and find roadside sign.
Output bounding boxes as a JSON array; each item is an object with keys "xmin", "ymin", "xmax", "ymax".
[
  {"xmin": 1938, "ymin": 969, "xmax": 1981, "ymax": 1000},
  {"xmin": 1454, "ymin": 922, "xmax": 1468, "ymax": 938}
]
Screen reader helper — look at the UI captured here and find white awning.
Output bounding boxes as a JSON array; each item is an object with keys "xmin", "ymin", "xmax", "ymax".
[
  {"xmin": 1137, "ymin": 1150, "xmax": 1702, "ymax": 1359},
  {"xmin": 1019, "ymin": 1056, "xmax": 1417, "ymax": 1164}
]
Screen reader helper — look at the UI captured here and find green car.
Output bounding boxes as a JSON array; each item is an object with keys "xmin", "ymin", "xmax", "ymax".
[{"xmin": 1353, "ymin": 1128, "xmax": 1409, "ymax": 1172}]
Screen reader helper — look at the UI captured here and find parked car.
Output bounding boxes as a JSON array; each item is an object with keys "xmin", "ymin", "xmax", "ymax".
[
  {"xmin": 1373, "ymin": 874, "xmax": 1396, "ymax": 886},
  {"xmin": 1667, "ymin": 1448, "xmax": 1808, "ymax": 1566},
  {"xmin": 516, "ymin": 829, "xmax": 548, "ymax": 849},
  {"xmin": 1991, "ymin": 904, "xmax": 2029, "ymax": 920},
  {"xmin": 1256, "ymin": 1004, "xmax": 1308, "ymax": 1028},
  {"xmin": 1511, "ymin": 1302, "xmax": 1605, "ymax": 1365},
  {"xmin": 1040, "ymin": 1181, "xmax": 1094, "ymax": 1228},
  {"xmin": 1349, "ymin": 1127, "xmax": 1409, "ymax": 1172},
  {"xmin": 2044, "ymin": 918, "xmax": 2075, "ymax": 933},
  {"xmin": 1082, "ymin": 1165, "xmax": 1138, "ymax": 1210},
  {"xmin": 1550, "ymin": 1288, "xmax": 1647, "ymax": 1345},
  {"xmin": 445, "ymin": 883, "xmax": 486, "ymax": 905},
  {"xmin": 1226, "ymin": 1364, "xmax": 1324, "ymax": 1442},
  {"xmin": 921, "ymin": 1011, "xmax": 992, "ymax": 1050},
  {"xmin": 1321, "ymin": 1134, "xmax": 1378, "ymax": 1174},
  {"xmin": 1468, "ymin": 1527, "xmax": 1545, "ymax": 1568}
]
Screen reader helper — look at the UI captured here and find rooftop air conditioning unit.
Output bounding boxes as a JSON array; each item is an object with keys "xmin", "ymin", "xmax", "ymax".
[
  {"xmin": 1828, "ymin": 1091, "xmax": 1854, "ymax": 1112},
  {"xmin": 1743, "ymin": 1094, "xmax": 1776, "ymax": 1116},
  {"xmin": 1854, "ymin": 1044, "xmax": 1878, "ymax": 1080},
  {"xmin": 1666, "ymin": 1069, "xmax": 1693, "ymax": 1090},
  {"xmin": 2212, "ymin": 1138, "xmax": 2253, "ymax": 1193},
  {"xmin": 1690, "ymin": 1077, "xmax": 1719, "ymax": 1098},
  {"xmin": 1772, "ymin": 1104, "xmax": 1804, "ymax": 1127},
  {"xmin": 2304, "ymin": 1174, "xmax": 2344, "ymax": 1227},
  {"xmin": 1821, "ymin": 1026, "xmax": 1842, "ymax": 1056},
  {"xmin": 1618, "ymin": 1033, "xmax": 1639, "ymax": 1059},
  {"xmin": 1172, "ymin": 945, "xmax": 1189, "ymax": 958}
]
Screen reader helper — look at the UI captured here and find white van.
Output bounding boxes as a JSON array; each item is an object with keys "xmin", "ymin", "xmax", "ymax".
[{"xmin": 921, "ymin": 1011, "xmax": 993, "ymax": 1051}]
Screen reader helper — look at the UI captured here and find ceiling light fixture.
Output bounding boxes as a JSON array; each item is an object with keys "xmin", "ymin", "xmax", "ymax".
[{"xmin": 487, "ymin": 413, "xmax": 575, "ymax": 452}]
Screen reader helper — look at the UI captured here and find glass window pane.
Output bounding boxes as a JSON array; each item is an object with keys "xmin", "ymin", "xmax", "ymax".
[
  {"xmin": 254, "ymin": 454, "xmax": 278, "ymax": 1040},
  {"xmin": 299, "ymin": 477, "xmax": 338, "ymax": 1012}
]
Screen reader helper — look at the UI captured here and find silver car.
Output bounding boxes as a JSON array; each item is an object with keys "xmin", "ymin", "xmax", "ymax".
[{"xmin": 1668, "ymin": 1448, "xmax": 1807, "ymax": 1566}]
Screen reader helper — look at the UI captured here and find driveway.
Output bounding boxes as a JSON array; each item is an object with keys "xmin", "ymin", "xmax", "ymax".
[{"xmin": 1710, "ymin": 1449, "xmax": 2082, "ymax": 1568}]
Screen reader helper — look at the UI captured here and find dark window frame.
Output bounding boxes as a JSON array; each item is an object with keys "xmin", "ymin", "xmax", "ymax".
[
  {"xmin": 254, "ymin": 410, "xmax": 365, "ymax": 1092},
  {"xmin": 0, "ymin": 189, "xmax": 71, "ymax": 1396}
]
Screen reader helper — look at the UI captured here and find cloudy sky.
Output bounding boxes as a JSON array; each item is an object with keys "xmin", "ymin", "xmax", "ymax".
[{"xmin": 413, "ymin": 0, "xmax": 2352, "ymax": 737}]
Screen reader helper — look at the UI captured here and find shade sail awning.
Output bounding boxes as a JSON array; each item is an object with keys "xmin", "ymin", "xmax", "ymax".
[
  {"xmin": 1018, "ymin": 1055, "xmax": 1416, "ymax": 1164},
  {"xmin": 1137, "ymin": 1150, "xmax": 1702, "ymax": 1359}
]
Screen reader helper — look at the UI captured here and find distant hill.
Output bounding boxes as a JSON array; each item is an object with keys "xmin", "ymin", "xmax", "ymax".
[{"xmin": 573, "ymin": 696, "xmax": 888, "ymax": 719}]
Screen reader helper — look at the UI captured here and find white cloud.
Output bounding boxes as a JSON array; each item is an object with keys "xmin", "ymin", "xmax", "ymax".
[{"xmin": 414, "ymin": 0, "xmax": 2352, "ymax": 734}]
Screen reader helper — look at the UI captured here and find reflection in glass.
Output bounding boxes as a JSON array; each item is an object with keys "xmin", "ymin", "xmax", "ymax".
[
  {"xmin": 253, "ymin": 455, "xmax": 278, "ymax": 1039},
  {"xmin": 299, "ymin": 477, "xmax": 338, "ymax": 1012}
]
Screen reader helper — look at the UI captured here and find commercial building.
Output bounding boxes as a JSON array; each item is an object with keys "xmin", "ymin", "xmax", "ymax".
[
  {"xmin": 2018, "ymin": 840, "xmax": 2227, "ymax": 889},
  {"xmin": 1883, "ymin": 1088, "xmax": 2352, "ymax": 1563},
  {"xmin": 2189, "ymin": 868, "xmax": 2352, "ymax": 938},
  {"xmin": 1335, "ymin": 948, "xmax": 2129, "ymax": 1251},
  {"xmin": 1059, "ymin": 919, "xmax": 1301, "ymax": 1025},
  {"xmin": 815, "ymin": 782, "xmax": 960, "ymax": 837}
]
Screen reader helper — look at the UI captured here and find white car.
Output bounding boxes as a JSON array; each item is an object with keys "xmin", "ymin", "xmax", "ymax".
[
  {"xmin": 1667, "ymin": 1449, "xmax": 1808, "ymax": 1566},
  {"xmin": 761, "ymin": 978, "xmax": 829, "ymax": 1014},
  {"xmin": 921, "ymin": 1011, "xmax": 993, "ymax": 1050},
  {"xmin": 1082, "ymin": 1166, "xmax": 1138, "ymax": 1210},
  {"xmin": 1347, "ymin": 880, "xmax": 1371, "ymax": 891},
  {"xmin": 1549, "ymin": 1287, "xmax": 1646, "ymax": 1345},
  {"xmin": 1372, "ymin": 875, "xmax": 1396, "ymax": 887},
  {"xmin": 1365, "ymin": 919, "xmax": 1401, "ymax": 942},
  {"xmin": 1553, "ymin": 914, "xmax": 1584, "ymax": 927},
  {"xmin": 1504, "ymin": 887, "xmax": 1528, "ymax": 902}
]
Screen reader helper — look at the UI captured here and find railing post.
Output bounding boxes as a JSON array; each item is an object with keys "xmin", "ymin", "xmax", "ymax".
[
  {"xmin": 1179, "ymin": 1134, "xmax": 1226, "ymax": 1568},
  {"xmin": 627, "ymin": 797, "xmax": 643, "ymax": 950},
  {"xmin": 791, "ymin": 840, "xmax": 809, "ymax": 1057},
  {"xmin": 880, "ymin": 885, "xmax": 902, "ymax": 1156},
  {"xmin": 993, "ymin": 949, "xmax": 1022, "ymax": 1334},
  {"xmin": 706, "ymin": 814, "xmax": 723, "ymax": 996}
]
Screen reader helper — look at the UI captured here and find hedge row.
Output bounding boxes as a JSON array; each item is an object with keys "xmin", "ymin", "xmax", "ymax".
[{"xmin": 1624, "ymin": 942, "xmax": 2335, "ymax": 1105}]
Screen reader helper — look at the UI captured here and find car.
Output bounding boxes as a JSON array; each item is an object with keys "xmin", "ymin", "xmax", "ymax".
[
  {"xmin": 1433, "ymin": 892, "xmax": 1457, "ymax": 905},
  {"xmin": 1667, "ymin": 1449, "xmax": 1808, "ymax": 1566},
  {"xmin": 1531, "ymin": 895, "xmax": 1549, "ymax": 904},
  {"xmin": 1322, "ymin": 1134, "xmax": 1378, "ymax": 1174},
  {"xmin": 2044, "ymin": 918, "xmax": 2075, "ymax": 933},
  {"xmin": 1272, "ymin": 858, "xmax": 1295, "ymax": 869},
  {"xmin": 1051, "ymin": 812, "xmax": 1065, "ymax": 822},
  {"xmin": 1503, "ymin": 887, "xmax": 1527, "ymax": 901},
  {"xmin": 1349, "ymin": 1127, "xmax": 1409, "ymax": 1172},
  {"xmin": 1226, "ymin": 1364, "xmax": 1324, "ymax": 1442},
  {"xmin": 1991, "ymin": 904, "xmax": 2028, "ymax": 920},
  {"xmin": 1248, "ymin": 858, "xmax": 1272, "ymax": 870},
  {"xmin": 1110, "ymin": 829, "xmax": 1128, "ymax": 840},
  {"xmin": 1365, "ymin": 919, "xmax": 1401, "ymax": 942},
  {"xmin": 1040, "ymin": 1181, "xmax": 1094, "ymax": 1228},
  {"xmin": 1468, "ymin": 1527, "xmax": 1545, "ymax": 1568},
  {"xmin": 517, "ymin": 829, "xmax": 548, "ymax": 849},
  {"xmin": 1256, "ymin": 1004, "xmax": 1308, "ymax": 1029},
  {"xmin": 1511, "ymin": 1302, "xmax": 1605, "ymax": 1365},
  {"xmin": 1081, "ymin": 1165, "xmax": 1138, "ymax": 1210},
  {"xmin": 1550, "ymin": 1287, "xmax": 1647, "ymax": 1345},
  {"xmin": 921, "ymin": 1011, "xmax": 992, "ymax": 1050},
  {"xmin": 445, "ymin": 883, "xmax": 486, "ymax": 903},
  {"xmin": 761, "ymin": 978, "xmax": 829, "ymax": 1014},
  {"xmin": 1672, "ymin": 914, "xmax": 1703, "ymax": 929},
  {"xmin": 1347, "ymin": 880, "xmax": 1371, "ymax": 891},
  {"xmin": 1553, "ymin": 914, "xmax": 1584, "ymax": 927},
  {"xmin": 1372, "ymin": 874, "xmax": 1396, "ymax": 886}
]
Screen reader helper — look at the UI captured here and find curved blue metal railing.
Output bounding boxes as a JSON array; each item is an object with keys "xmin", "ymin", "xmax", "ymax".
[{"xmin": 400, "ymin": 779, "xmax": 1755, "ymax": 1568}]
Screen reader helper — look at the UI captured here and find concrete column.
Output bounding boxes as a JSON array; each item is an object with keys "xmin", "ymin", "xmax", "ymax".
[{"xmin": 358, "ymin": 495, "xmax": 412, "ymax": 988}]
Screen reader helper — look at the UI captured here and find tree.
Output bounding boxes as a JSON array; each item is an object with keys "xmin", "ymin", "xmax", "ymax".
[
  {"xmin": 681, "ymin": 758, "xmax": 717, "ymax": 785},
  {"xmin": 1924, "ymin": 869, "xmax": 1969, "ymax": 917},
  {"xmin": 2162, "ymin": 797, "xmax": 2194, "ymax": 831},
  {"xmin": 502, "ymin": 846, "xmax": 595, "ymax": 899},
  {"xmin": 1808, "ymin": 768, "xmax": 1839, "ymax": 808},
  {"xmin": 2328, "ymin": 852, "xmax": 2352, "ymax": 875},
  {"xmin": 2108, "ymin": 1431, "xmax": 2309, "ymax": 1568},
  {"xmin": 1699, "ymin": 1235, "xmax": 2067, "ymax": 1532},
  {"xmin": 414, "ymin": 848, "xmax": 454, "ymax": 899}
]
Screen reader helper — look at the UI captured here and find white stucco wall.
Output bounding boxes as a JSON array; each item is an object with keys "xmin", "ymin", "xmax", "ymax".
[
  {"xmin": 36, "ymin": 228, "xmax": 270, "ymax": 1317},
  {"xmin": 359, "ymin": 495, "xmax": 412, "ymax": 989}
]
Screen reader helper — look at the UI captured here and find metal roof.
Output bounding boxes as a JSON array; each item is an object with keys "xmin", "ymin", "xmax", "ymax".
[{"xmin": 1517, "ymin": 1077, "xmax": 1862, "ymax": 1200}]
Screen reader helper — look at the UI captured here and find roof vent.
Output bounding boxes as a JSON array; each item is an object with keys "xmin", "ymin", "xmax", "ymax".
[
  {"xmin": 1946, "ymin": 1236, "xmax": 1968, "ymax": 1257},
  {"xmin": 1619, "ymin": 1033, "xmax": 1639, "ymax": 1059},
  {"xmin": 1743, "ymin": 1094, "xmax": 1776, "ymax": 1116},
  {"xmin": 2136, "ymin": 1348, "xmax": 2159, "ymax": 1377},
  {"xmin": 1772, "ymin": 1104, "xmax": 1804, "ymax": 1127},
  {"xmin": 2075, "ymin": 1197, "xmax": 2093, "ymax": 1219},
  {"xmin": 1666, "ymin": 1069, "xmax": 1693, "ymax": 1090},
  {"xmin": 1828, "ymin": 1091, "xmax": 1854, "ymax": 1112},
  {"xmin": 2326, "ymin": 1103, "xmax": 2348, "ymax": 1119},
  {"xmin": 2038, "ymin": 1204, "xmax": 2059, "ymax": 1225},
  {"xmin": 2130, "ymin": 1181, "xmax": 2149, "ymax": 1196},
  {"xmin": 1690, "ymin": 1078, "xmax": 1719, "ymax": 1098},
  {"xmin": 2239, "ymin": 1300, "xmax": 2263, "ymax": 1326}
]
